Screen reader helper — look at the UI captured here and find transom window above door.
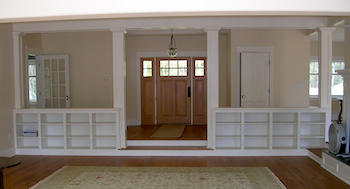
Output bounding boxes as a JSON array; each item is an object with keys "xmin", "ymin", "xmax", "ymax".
[{"xmin": 159, "ymin": 59, "xmax": 188, "ymax": 76}]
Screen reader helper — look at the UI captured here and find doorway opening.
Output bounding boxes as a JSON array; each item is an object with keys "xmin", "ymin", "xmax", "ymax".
[{"xmin": 131, "ymin": 56, "xmax": 207, "ymax": 141}]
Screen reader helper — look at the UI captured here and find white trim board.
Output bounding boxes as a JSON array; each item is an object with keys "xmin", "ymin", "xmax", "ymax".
[{"xmin": 235, "ymin": 46, "xmax": 274, "ymax": 107}]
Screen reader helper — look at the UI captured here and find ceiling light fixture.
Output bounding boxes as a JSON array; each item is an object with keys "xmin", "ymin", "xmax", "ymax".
[{"xmin": 167, "ymin": 29, "xmax": 178, "ymax": 58}]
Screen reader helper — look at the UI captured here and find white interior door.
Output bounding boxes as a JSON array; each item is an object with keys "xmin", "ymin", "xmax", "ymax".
[
  {"xmin": 241, "ymin": 52, "xmax": 270, "ymax": 107},
  {"xmin": 36, "ymin": 55, "xmax": 70, "ymax": 108}
]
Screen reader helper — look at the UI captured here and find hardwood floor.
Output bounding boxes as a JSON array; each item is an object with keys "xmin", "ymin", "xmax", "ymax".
[
  {"xmin": 2, "ymin": 155, "xmax": 349, "ymax": 189},
  {"xmin": 127, "ymin": 125, "xmax": 207, "ymax": 140}
]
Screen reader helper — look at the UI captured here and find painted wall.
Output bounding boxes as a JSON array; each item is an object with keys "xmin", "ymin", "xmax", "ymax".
[
  {"xmin": 41, "ymin": 31, "xmax": 114, "ymax": 108},
  {"xmin": 0, "ymin": 24, "xmax": 15, "ymax": 154},
  {"xmin": 230, "ymin": 29, "xmax": 310, "ymax": 107}
]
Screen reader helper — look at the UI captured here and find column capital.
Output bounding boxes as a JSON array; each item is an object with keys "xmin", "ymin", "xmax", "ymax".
[
  {"xmin": 110, "ymin": 28, "xmax": 127, "ymax": 34},
  {"xmin": 316, "ymin": 27, "xmax": 335, "ymax": 33},
  {"xmin": 12, "ymin": 31, "xmax": 26, "ymax": 38},
  {"xmin": 204, "ymin": 27, "xmax": 221, "ymax": 33}
]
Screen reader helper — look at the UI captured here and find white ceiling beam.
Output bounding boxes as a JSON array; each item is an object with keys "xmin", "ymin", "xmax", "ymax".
[{"xmin": 13, "ymin": 16, "xmax": 328, "ymax": 33}]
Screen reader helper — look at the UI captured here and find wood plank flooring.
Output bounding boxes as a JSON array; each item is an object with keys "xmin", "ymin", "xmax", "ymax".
[
  {"xmin": 127, "ymin": 125, "xmax": 206, "ymax": 140},
  {"xmin": 2, "ymin": 155, "xmax": 349, "ymax": 189}
]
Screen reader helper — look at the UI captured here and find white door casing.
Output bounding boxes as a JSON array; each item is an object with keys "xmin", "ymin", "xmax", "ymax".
[
  {"xmin": 36, "ymin": 55, "xmax": 70, "ymax": 108},
  {"xmin": 240, "ymin": 52, "xmax": 270, "ymax": 107}
]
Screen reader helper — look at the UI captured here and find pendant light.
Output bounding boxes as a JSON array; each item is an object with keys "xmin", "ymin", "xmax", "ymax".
[{"xmin": 167, "ymin": 29, "xmax": 178, "ymax": 58}]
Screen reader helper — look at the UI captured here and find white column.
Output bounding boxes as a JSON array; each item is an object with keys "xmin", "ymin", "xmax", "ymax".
[
  {"xmin": 13, "ymin": 32, "xmax": 25, "ymax": 109},
  {"xmin": 316, "ymin": 27, "xmax": 335, "ymax": 108},
  {"xmin": 110, "ymin": 28, "xmax": 127, "ymax": 149},
  {"xmin": 205, "ymin": 27, "xmax": 221, "ymax": 149},
  {"xmin": 316, "ymin": 27, "xmax": 335, "ymax": 136},
  {"xmin": 337, "ymin": 69, "xmax": 350, "ymax": 154}
]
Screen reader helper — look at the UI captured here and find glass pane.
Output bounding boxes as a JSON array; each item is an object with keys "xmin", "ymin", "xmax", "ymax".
[
  {"xmin": 309, "ymin": 75, "xmax": 318, "ymax": 95},
  {"xmin": 160, "ymin": 69, "xmax": 169, "ymax": 76},
  {"xmin": 309, "ymin": 62, "xmax": 318, "ymax": 74},
  {"xmin": 60, "ymin": 99, "xmax": 66, "ymax": 108},
  {"xmin": 169, "ymin": 60, "xmax": 177, "ymax": 68},
  {"xmin": 29, "ymin": 77, "xmax": 37, "ymax": 102},
  {"xmin": 332, "ymin": 75, "xmax": 343, "ymax": 95},
  {"xmin": 60, "ymin": 86, "xmax": 66, "ymax": 97},
  {"xmin": 143, "ymin": 61, "xmax": 152, "ymax": 69},
  {"xmin": 169, "ymin": 68, "xmax": 178, "ymax": 76},
  {"xmin": 195, "ymin": 68, "xmax": 204, "ymax": 76},
  {"xmin": 178, "ymin": 60, "xmax": 187, "ymax": 68},
  {"xmin": 332, "ymin": 62, "xmax": 345, "ymax": 73},
  {"xmin": 28, "ymin": 65, "xmax": 36, "ymax": 76},
  {"xmin": 59, "ymin": 59, "xmax": 65, "ymax": 71},
  {"xmin": 195, "ymin": 60, "xmax": 204, "ymax": 68},
  {"xmin": 143, "ymin": 69, "xmax": 152, "ymax": 77},
  {"xmin": 45, "ymin": 99, "xmax": 51, "ymax": 108},
  {"xmin": 59, "ymin": 73, "xmax": 65, "ymax": 84},
  {"xmin": 160, "ymin": 60, "xmax": 169, "ymax": 68},
  {"xmin": 52, "ymin": 59, "xmax": 58, "ymax": 71},
  {"xmin": 44, "ymin": 60, "xmax": 51, "ymax": 76},
  {"xmin": 52, "ymin": 73, "xmax": 58, "ymax": 84},
  {"xmin": 53, "ymin": 99, "xmax": 59, "ymax": 108},
  {"xmin": 45, "ymin": 77, "xmax": 51, "ymax": 98},
  {"xmin": 52, "ymin": 86, "xmax": 59, "ymax": 97},
  {"xmin": 178, "ymin": 69, "xmax": 187, "ymax": 76}
]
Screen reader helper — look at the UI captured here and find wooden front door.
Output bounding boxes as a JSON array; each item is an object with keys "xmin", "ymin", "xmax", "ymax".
[{"xmin": 156, "ymin": 58, "xmax": 191, "ymax": 124}]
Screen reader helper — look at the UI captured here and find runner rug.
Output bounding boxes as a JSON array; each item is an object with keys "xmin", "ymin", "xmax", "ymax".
[
  {"xmin": 30, "ymin": 166, "xmax": 286, "ymax": 189},
  {"xmin": 151, "ymin": 124, "xmax": 186, "ymax": 138}
]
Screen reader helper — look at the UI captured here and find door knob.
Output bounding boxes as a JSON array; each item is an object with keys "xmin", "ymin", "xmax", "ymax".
[{"xmin": 241, "ymin": 95, "xmax": 246, "ymax": 98}]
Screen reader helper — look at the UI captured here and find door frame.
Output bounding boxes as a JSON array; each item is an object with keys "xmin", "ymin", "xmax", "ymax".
[
  {"xmin": 135, "ymin": 51, "xmax": 207, "ymax": 125},
  {"xmin": 236, "ymin": 46, "xmax": 273, "ymax": 107}
]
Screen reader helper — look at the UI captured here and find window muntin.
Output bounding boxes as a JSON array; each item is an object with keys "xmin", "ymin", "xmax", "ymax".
[
  {"xmin": 309, "ymin": 61, "xmax": 345, "ymax": 97},
  {"xmin": 160, "ymin": 59, "xmax": 187, "ymax": 76}
]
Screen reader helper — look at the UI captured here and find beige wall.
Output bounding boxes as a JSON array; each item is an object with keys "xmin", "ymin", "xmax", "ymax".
[
  {"xmin": 0, "ymin": 24, "xmax": 15, "ymax": 153},
  {"xmin": 310, "ymin": 41, "xmax": 345, "ymax": 57},
  {"xmin": 230, "ymin": 29, "xmax": 310, "ymax": 107},
  {"xmin": 41, "ymin": 31, "xmax": 113, "ymax": 108}
]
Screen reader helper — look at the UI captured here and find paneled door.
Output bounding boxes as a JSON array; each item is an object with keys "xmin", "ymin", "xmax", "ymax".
[
  {"xmin": 156, "ymin": 58, "xmax": 191, "ymax": 124},
  {"xmin": 240, "ymin": 52, "xmax": 270, "ymax": 107},
  {"xmin": 36, "ymin": 55, "xmax": 70, "ymax": 108}
]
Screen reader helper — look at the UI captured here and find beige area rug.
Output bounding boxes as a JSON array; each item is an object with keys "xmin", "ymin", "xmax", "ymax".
[
  {"xmin": 30, "ymin": 166, "xmax": 286, "ymax": 189},
  {"xmin": 151, "ymin": 124, "xmax": 186, "ymax": 138}
]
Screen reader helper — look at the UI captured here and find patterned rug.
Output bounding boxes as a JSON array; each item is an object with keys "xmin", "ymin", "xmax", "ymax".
[{"xmin": 30, "ymin": 166, "xmax": 286, "ymax": 189}]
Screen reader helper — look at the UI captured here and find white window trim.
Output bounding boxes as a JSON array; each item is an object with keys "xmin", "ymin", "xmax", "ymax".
[{"xmin": 309, "ymin": 55, "xmax": 344, "ymax": 99}]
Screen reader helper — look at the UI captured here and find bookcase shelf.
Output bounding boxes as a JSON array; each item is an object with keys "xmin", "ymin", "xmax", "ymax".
[
  {"xmin": 214, "ymin": 108, "xmax": 327, "ymax": 150},
  {"xmin": 14, "ymin": 109, "xmax": 120, "ymax": 152}
]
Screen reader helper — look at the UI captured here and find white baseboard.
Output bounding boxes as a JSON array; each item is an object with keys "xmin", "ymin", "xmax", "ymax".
[
  {"xmin": 0, "ymin": 148, "xmax": 16, "ymax": 157},
  {"xmin": 308, "ymin": 151, "xmax": 322, "ymax": 164}
]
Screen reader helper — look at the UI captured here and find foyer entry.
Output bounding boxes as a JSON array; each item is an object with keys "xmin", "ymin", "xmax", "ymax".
[{"xmin": 141, "ymin": 57, "xmax": 207, "ymax": 125}]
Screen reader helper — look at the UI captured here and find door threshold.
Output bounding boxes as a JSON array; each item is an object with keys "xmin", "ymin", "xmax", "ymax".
[
  {"xmin": 127, "ymin": 140, "xmax": 207, "ymax": 147},
  {"xmin": 121, "ymin": 146, "xmax": 212, "ymax": 150}
]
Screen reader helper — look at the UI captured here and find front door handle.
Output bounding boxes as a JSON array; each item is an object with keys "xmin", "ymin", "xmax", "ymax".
[
  {"xmin": 188, "ymin": 87, "xmax": 191, "ymax": 97},
  {"xmin": 241, "ymin": 95, "xmax": 246, "ymax": 99}
]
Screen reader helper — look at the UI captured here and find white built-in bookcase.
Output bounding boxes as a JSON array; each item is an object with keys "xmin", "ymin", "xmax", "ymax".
[
  {"xmin": 14, "ymin": 109, "xmax": 120, "ymax": 151},
  {"xmin": 214, "ymin": 108, "xmax": 328, "ymax": 150}
]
